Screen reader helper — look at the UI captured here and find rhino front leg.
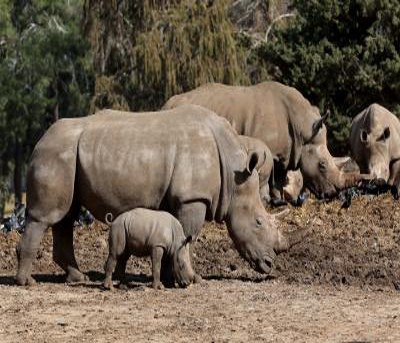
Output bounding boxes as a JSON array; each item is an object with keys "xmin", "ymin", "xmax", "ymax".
[
  {"xmin": 52, "ymin": 215, "xmax": 88, "ymax": 283},
  {"xmin": 176, "ymin": 201, "xmax": 207, "ymax": 284},
  {"xmin": 16, "ymin": 218, "xmax": 48, "ymax": 285}
]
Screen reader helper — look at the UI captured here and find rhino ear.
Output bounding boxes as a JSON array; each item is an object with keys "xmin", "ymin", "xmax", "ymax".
[
  {"xmin": 382, "ymin": 127, "xmax": 390, "ymax": 141},
  {"xmin": 308, "ymin": 110, "xmax": 329, "ymax": 143},
  {"xmin": 246, "ymin": 150, "xmax": 260, "ymax": 174},
  {"xmin": 360, "ymin": 129, "xmax": 369, "ymax": 143},
  {"xmin": 333, "ymin": 156, "xmax": 351, "ymax": 170},
  {"xmin": 184, "ymin": 235, "xmax": 193, "ymax": 245}
]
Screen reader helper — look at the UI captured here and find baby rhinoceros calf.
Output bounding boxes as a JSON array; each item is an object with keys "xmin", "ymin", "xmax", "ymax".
[{"xmin": 103, "ymin": 208, "xmax": 194, "ymax": 290}]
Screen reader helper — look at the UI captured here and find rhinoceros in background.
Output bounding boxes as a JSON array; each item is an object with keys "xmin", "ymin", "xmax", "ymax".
[
  {"xmin": 281, "ymin": 157, "xmax": 357, "ymax": 205},
  {"xmin": 238, "ymin": 135, "xmax": 274, "ymax": 205},
  {"xmin": 163, "ymin": 82, "xmax": 367, "ymax": 199},
  {"xmin": 16, "ymin": 105, "xmax": 304, "ymax": 286},
  {"xmin": 283, "ymin": 170, "xmax": 304, "ymax": 203},
  {"xmin": 350, "ymin": 103, "xmax": 400, "ymax": 190}
]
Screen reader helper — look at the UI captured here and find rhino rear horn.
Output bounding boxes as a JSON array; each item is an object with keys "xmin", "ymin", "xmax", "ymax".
[{"xmin": 273, "ymin": 208, "xmax": 290, "ymax": 219}]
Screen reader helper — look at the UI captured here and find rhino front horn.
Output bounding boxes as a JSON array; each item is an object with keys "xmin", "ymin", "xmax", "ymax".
[{"xmin": 275, "ymin": 227, "xmax": 310, "ymax": 253}]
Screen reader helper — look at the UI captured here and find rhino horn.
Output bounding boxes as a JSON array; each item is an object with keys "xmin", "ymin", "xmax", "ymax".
[
  {"xmin": 275, "ymin": 227, "xmax": 310, "ymax": 253},
  {"xmin": 273, "ymin": 208, "xmax": 290, "ymax": 220}
]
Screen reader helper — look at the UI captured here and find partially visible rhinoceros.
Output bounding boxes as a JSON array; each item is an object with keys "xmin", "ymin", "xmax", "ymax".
[
  {"xmin": 350, "ymin": 103, "xmax": 400, "ymax": 189},
  {"xmin": 281, "ymin": 157, "xmax": 357, "ymax": 204},
  {"xmin": 238, "ymin": 135, "xmax": 274, "ymax": 205},
  {"xmin": 16, "ymin": 105, "xmax": 303, "ymax": 286},
  {"xmin": 163, "ymin": 82, "xmax": 366, "ymax": 199},
  {"xmin": 283, "ymin": 170, "xmax": 304, "ymax": 203}
]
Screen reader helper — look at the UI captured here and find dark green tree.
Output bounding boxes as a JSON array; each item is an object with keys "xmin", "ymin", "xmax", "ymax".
[
  {"xmin": 0, "ymin": 0, "xmax": 93, "ymax": 209},
  {"xmin": 262, "ymin": 0, "xmax": 400, "ymax": 154}
]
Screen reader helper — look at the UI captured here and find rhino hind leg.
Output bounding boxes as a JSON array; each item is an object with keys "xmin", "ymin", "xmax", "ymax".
[
  {"xmin": 52, "ymin": 210, "xmax": 88, "ymax": 283},
  {"xmin": 113, "ymin": 252, "xmax": 130, "ymax": 287},
  {"xmin": 16, "ymin": 219, "xmax": 48, "ymax": 285}
]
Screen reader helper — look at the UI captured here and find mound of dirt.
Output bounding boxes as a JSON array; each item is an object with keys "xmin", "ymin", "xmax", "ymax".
[
  {"xmin": 1, "ymin": 194, "xmax": 399, "ymax": 289},
  {"xmin": 194, "ymin": 194, "xmax": 400, "ymax": 289}
]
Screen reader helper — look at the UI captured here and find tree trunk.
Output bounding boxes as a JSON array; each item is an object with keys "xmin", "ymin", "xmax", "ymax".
[
  {"xmin": 54, "ymin": 101, "xmax": 59, "ymax": 122},
  {"xmin": 14, "ymin": 140, "xmax": 22, "ymax": 206}
]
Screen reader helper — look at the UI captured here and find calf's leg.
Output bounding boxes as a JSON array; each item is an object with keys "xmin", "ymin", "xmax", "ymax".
[
  {"xmin": 151, "ymin": 246, "xmax": 164, "ymax": 290},
  {"xmin": 104, "ymin": 254, "xmax": 118, "ymax": 290},
  {"xmin": 104, "ymin": 225, "xmax": 126, "ymax": 290}
]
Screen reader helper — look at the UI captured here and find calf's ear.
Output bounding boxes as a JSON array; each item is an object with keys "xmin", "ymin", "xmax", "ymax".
[{"xmin": 246, "ymin": 150, "xmax": 260, "ymax": 174}]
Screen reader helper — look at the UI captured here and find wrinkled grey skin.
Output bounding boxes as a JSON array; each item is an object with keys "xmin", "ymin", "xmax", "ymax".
[
  {"xmin": 163, "ymin": 82, "xmax": 367, "ymax": 199},
  {"xmin": 103, "ymin": 208, "xmax": 194, "ymax": 290},
  {"xmin": 350, "ymin": 104, "xmax": 400, "ymax": 189},
  {"xmin": 238, "ymin": 135, "xmax": 274, "ymax": 205},
  {"xmin": 16, "ymin": 104, "xmax": 298, "ymax": 286}
]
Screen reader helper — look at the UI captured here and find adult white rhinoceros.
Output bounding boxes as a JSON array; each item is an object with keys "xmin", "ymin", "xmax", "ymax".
[
  {"xmin": 163, "ymin": 82, "xmax": 366, "ymax": 199},
  {"xmin": 350, "ymin": 103, "xmax": 400, "ymax": 189},
  {"xmin": 238, "ymin": 135, "xmax": 274, "ymax": 205},
  {"xmin": 16, "ymin": 105, "xmax": 302, "ymax": 286}
]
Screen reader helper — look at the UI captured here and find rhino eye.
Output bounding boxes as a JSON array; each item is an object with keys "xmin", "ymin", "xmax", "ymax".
[{"xmin": 256, "ymin": 217, "xmax": 263, "ymax": 226}]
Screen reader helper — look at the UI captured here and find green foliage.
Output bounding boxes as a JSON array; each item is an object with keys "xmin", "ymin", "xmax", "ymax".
[
  {"xmin": 84, "ymin": 0, "xmax": 250, "ymax": 111},
  {"xmin": 0, "ymin": 0, "xmax": 93, "ymax": 205},
  {"xmin": 261, "ymin": 0, "xmax": 400, "ymax": 154}
]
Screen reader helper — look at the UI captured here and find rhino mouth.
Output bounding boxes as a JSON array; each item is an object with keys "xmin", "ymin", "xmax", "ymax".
[
  {"xmin": 177, "ymin": 280, "xmax": 191, "ymax": 288},
  {"xmin": 254, "ymin": 256, "xmax": 274, "ymax": 274},
  {"xmin": 308, "ymin": 183, "xmax": 337, "ymax": 200}
]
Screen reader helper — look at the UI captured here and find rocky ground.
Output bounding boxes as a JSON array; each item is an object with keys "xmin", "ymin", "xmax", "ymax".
[{"xmin": 1, "ymin": 194, "xmax": 400, "ymax": 342}]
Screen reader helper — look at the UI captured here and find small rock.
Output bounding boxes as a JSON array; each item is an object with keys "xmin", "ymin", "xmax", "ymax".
[{"xmin": 95, "ymin": 237, "xmax": 108, "ymax": 249}]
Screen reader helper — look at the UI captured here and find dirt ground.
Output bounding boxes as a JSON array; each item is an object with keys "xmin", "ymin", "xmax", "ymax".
[{"xmin": 1, "ymin": 194, "xmax": 400, "ymax": 342}]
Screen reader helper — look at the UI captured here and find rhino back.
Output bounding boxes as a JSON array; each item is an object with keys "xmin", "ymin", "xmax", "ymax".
[
  {"xmin": 76, "ymin": 106, "xmax": 239, "ymax": 221},
  {"xmin": 164, "ymin": 82, "xmax": 319, "ymax": 170}
]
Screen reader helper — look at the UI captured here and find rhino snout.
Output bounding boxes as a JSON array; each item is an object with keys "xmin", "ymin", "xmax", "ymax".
[
  {"xmin": 256, "ymin": 256, "xmax": 274, "ymax": 274},
  {"xmin": 177, "ymin": 279, "xmax": 191, "ymax": 288},
  {"xmin": 370, "ymin": 165, "xmax": 389, "ymax": 182}
]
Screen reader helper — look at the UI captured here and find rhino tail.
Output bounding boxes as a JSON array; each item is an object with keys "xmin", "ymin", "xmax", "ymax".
[{"xmin": 105, "ymin": 212, "xmax": 114, "ymax": 225}]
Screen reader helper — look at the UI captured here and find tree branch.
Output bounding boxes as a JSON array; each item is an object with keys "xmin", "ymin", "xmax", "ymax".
[{"xmin": 264, "ymin": 12, "xmax": 295, "ymax": 44}]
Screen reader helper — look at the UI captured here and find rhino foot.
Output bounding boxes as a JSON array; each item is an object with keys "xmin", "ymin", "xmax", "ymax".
[
  {"xmin": 103, "ymin": 279, "xmax": 114, "ymax": 291},
  {"xmin": 15, "ymin": 275, "xmax": 37, "ymax": 286},
  {"xmin": 118, "ymin": 282, "xmax": 128, "ymax": 291},
  {"xmin": 66, "ymin": 270, "xmax": 89, "ymax": 284},
  {"xmin": 193, "ymin": 274, "xmax": 203, "ymax": 284},
  {"xmin": 152, "ymin": 281, "xmax": 164, "ymax": 290}
]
